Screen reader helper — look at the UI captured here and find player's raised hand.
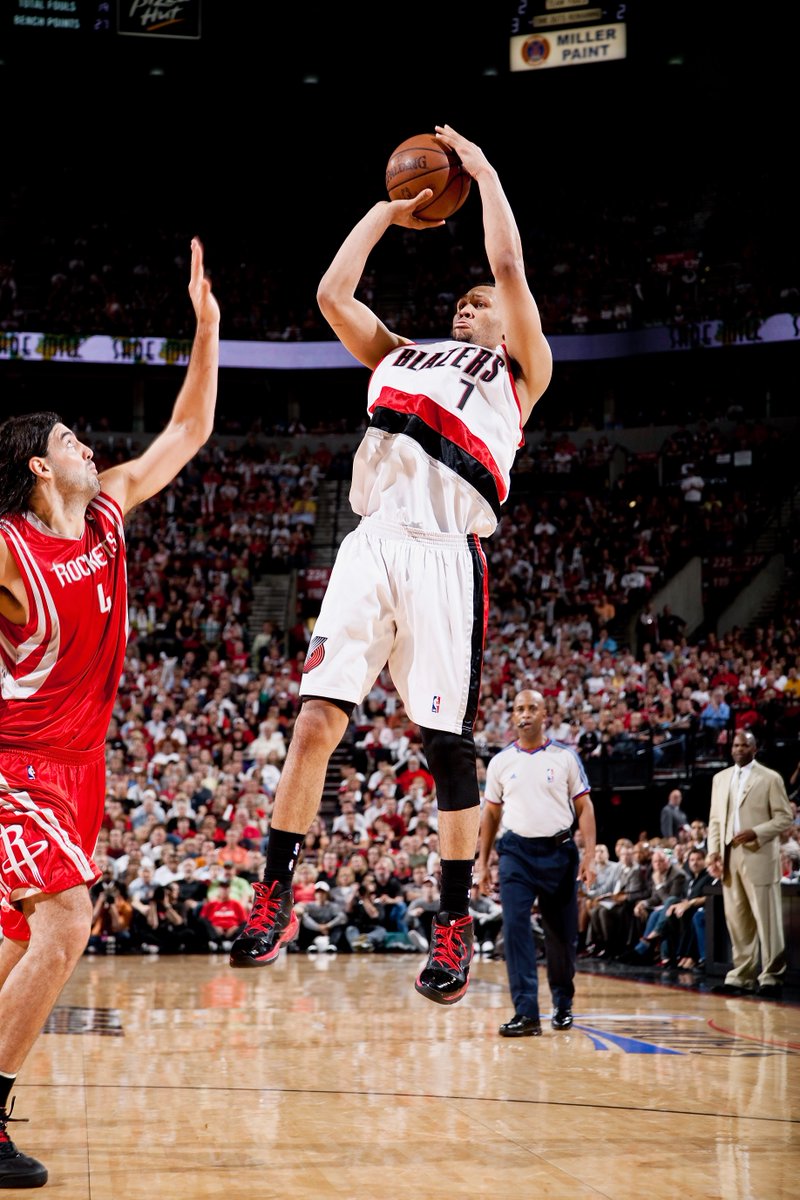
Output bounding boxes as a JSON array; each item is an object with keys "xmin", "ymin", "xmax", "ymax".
[
  {"xmin": 188, "ymin": 237, "xmax": 221, "ymax": 325},
  {"xmin": 385, "ymin": 192, "xmax": 445, "ymax": 230},
  {"xmin": 434, "ymin": 125, "xmax": 491, "ymax": 181}
]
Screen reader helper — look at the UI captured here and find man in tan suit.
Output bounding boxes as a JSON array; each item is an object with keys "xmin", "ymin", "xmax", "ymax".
[{"xmin": 707, "ymin": 730, "xmax": 793, "ymax": 997}]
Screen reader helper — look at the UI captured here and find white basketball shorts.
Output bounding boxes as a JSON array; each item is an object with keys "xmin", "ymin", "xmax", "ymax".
[{"xmin": 299, "ymin": 516, "xmax": 488, "ymax": 735}]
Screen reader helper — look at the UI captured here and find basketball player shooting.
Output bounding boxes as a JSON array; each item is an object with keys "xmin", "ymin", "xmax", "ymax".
[
  {"xmin": 0, "ymin": 238, "xmax": 219, "ymax": 1188},
  {"xmin": 229, "ymin": 124, "xmax": 553, "ymax": 1007}
]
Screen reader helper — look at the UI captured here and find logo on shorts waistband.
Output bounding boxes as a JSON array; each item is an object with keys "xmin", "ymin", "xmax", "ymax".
[
  {"xmin": 26, "ymin": 764, "xmax": 36, "ymax": 781},
  {"xmin": 302, "ymin": 635, "xmax": 327, "ymax": 674}
]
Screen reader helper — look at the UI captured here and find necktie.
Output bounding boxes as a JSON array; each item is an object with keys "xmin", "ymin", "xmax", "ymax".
[{"xmin": 731, "ymin": 766, "xmax": 742, "ymax": 837}]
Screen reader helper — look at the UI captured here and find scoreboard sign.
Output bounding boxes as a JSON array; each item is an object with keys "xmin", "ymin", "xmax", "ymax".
[
  {"xmin": 510, "ymin": 1, "xmax": 628, "ymax": 71},
  {"xmin": 9, "ymin": 0, "xmax": 102, "ymax": 32},
  {"xmin": 7, "ymin": 0, "xmax": 201, "ymax": 37}
]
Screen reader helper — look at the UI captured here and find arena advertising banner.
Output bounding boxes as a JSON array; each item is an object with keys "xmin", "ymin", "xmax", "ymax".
[
  {"xmin": 117, "ymin": 0, "xmax": 201, "ymax": 40},
  {"xmin": 0, "ymin": 314, "xmax": 797, "ymax": 367},
  {"xmin": 509, "ymin": 2, "xmax": 628, "ymax": 72}
]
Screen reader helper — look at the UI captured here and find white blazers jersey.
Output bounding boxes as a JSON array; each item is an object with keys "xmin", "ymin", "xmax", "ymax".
[{"xmin": 354, "ymin": 339, "xmax": 524, "ymax": 537}]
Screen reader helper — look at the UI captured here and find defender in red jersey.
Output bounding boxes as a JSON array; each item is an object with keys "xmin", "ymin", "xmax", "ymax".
[
  {"xmin": 230, "ymin": 126, "xmax": 553, "ymax": 1014},
  {"xmin": 0, "ymin": 238, "xmax": 219, "ymax": 1188}
]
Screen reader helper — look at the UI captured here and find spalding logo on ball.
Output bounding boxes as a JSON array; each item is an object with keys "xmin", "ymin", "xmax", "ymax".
[{"xmin": 385, "ymin": 133, "xmax": 471, "ymax": 221}]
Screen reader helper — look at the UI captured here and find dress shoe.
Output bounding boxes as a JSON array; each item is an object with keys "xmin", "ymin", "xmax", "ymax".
[
  {"xmin": 551, "ymin": 1006, "xmax": 573, "ymax": 1030},
  {"xmin": 756, "ymin": 983, "xmax": 783, "ymax": 1000},
  {"xmin": 499, "ymin": 1013, "xmax": 542, "ymax": 1038},
  {"xmin": 711, "ymin": 982, "xmax": 750, "ymax": 996}
]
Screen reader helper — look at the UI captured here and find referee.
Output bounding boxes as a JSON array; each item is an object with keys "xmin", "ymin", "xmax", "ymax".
[{"xmin": 477, "ymin": 689, "xmax": 596, "ymax": 1037}]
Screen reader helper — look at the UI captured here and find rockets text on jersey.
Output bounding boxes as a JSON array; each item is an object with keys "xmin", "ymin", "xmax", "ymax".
[{"xmin": 0, "ymin": 492, "xmax": 129, "ymax": 752}]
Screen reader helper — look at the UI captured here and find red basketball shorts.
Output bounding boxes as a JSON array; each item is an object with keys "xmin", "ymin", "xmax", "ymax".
[{"xmin": 0, "ymin": 744, "xmax": 105, "ymax": 941}]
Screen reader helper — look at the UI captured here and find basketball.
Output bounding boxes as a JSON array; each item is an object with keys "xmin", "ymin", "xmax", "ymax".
[{"xmin": 385, "ymin": 133, "xmax": 471, "ymax": 221}]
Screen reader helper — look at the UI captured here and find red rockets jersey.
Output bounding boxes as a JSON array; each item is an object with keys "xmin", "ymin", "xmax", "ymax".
[
  {"xmin": 0, "ymin": 492, "xmax": 128, "ymax": 754},
  {"xmin": 357, "ymin": 339, "xmax": 524, "ymax": 537}
]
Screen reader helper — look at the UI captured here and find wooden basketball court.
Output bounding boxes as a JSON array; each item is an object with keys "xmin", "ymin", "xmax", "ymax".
[{"xmin": 18, "ymin": 951, "xmax": 800, "ymax": 1199}]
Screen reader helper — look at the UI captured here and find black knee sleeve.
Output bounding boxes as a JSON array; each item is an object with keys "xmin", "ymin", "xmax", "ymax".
[
  {"xmin": 420, "ymin": 727, "xmax": 480, "ymax": 812},
  {"xmin": 300, "ymin": 694, "xmax": 355, "ymax": 720}
]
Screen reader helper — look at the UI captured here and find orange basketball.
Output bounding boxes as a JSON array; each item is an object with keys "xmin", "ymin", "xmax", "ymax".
[{"xmin": 385, "ymin": 132, "xmax": 471, "ymax": 221}]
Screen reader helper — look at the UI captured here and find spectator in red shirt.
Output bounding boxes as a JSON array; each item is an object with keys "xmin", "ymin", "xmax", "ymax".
[
  {"xmin": 291, "ymin": 861, "xmax": 320, "ymax": 905},
  {"xmin": 396, "ymin": 754, "xmax": 435, "ymax": 797},
  {"xmin": 196, "ymin": 881, "xmax": 248, "ymax": 951},
  {"xmin": 101, "ymin": 798, "xmax": 132, "ymax": 833},
  {"xmin": 169, "ymin": 815, "xmax": 196, "ymax": 843},
  {"xmin": 371, "ymin": 794, "xmax": 407, "ymax": 845}
]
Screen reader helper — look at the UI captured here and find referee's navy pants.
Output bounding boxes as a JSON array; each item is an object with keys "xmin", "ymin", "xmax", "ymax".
[{"xmin": 497, "ymin": 830, "xmax": 579, "ymax": 1020}]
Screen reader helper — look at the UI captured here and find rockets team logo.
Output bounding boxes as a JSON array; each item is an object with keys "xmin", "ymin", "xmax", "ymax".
[
  {"xmin": 0, "ymin": 823, "xmax": 48, "ymax": 886},
  {"xmin": 302, "ymin": 636, "xmax": 327, "ymax": 674}
]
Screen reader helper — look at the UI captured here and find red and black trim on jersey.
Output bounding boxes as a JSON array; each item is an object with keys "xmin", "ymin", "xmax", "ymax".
[
  {"xmin": 463, "ymin": 534, "xmax": 489, "ymax": 735},
  {"xmin": 369, "ymin": 392, "xmax": 507, "ymax": 519}
]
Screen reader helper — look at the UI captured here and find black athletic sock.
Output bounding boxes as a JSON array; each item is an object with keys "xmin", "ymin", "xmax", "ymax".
[
  {"xmin": 0, "ymin": 1071, "xmax": 16, "ymax": 1111},
  {"xmin": 439, "ymin": 859, "xmax": 473, "ymax": 917},
  {"xmin": 263, "ymin": 828, "xmax": 304, "ymax": 889}
]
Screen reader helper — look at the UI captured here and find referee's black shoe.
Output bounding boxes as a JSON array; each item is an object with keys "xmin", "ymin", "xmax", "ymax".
[
  {"xmin": 414, "ymin": 912, "xmax": 474, "ymax": 1005},
  {"xmin": 499, "ymin": 1013, "xmax": 542, "ymax": 1037},
  {"xmin": 551, "ymin": 1006, "xmax": 573, "ymax": 1030}
]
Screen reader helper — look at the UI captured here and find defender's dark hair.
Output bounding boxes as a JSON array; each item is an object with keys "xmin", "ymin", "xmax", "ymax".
[{"xmin": 0, "ymin": 412, "xmax": 62, "ymax": 517}]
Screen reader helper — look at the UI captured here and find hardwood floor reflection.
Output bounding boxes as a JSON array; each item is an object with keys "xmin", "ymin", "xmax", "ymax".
[{"xmin": 15, "ymin": 950, "xmax": 800, "ymax": 1199}]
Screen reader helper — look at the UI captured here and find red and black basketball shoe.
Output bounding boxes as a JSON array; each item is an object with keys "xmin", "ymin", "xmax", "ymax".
[
  {"xmin": 229, "ymin": 881, "xmax": 299, "ymax": 967},
  {"xmin": 414, "ymin": 912, "xmax": 474, "ymax": 1005}
]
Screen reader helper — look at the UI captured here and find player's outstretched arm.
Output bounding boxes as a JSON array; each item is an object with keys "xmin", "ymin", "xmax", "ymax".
[
  {"xmin": 317, "ymin": 195, "xmax": 438, "ymax": 370},
  {"xmin": 435, "ymin": 125, "xmax": 552, "ymax": 423},
  {"xmin": 100, "ymin": 237, "xmax": 220, "ymax": 516}
]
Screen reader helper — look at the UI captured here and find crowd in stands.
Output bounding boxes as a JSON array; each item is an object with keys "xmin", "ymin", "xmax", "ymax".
[
  {"xmin": 72, "ymin": 416, "xmax": 800, "ymax": 961},
  {"xmin": 90, "ymin": 678, "xmax": 800, "ymax": 962},
  {"xmin": 88, "ymin": 401, "xmax": 792, "ymax": 667},
  {"xmin": 1, "ymin": 128, "xmax": 794, "ymax": 345}
]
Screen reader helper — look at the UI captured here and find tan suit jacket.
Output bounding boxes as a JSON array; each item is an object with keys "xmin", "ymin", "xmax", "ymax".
[{"xmin": 707, "ymin": 760, "xmax": 792, "ymax": 885}]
